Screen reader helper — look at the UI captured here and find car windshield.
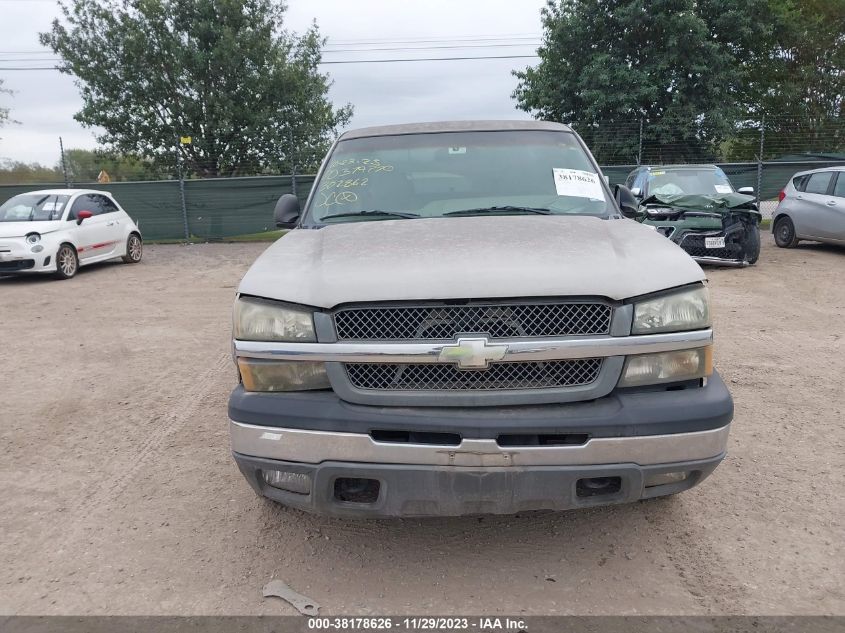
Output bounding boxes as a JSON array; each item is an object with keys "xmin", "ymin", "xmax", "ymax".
[
  {"xmin": 646, "ymin": 168, "xmax": 734, "ymax": 197},
  {"xmin": 304, "ymin": 130, "xmax": 612, "ymax": 224},
  {"xmin": 0, "ymin": 193, "xmax": 70, "ymax": 222}
]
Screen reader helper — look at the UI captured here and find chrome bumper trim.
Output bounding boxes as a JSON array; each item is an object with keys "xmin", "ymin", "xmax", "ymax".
[
  {"xmin": 692, "ymin": 256, "xmax": 749, "ymax": 268},
  {"xmin": 234, "ymin": 329, "xmax": 713, "ymax": 364},
  {"xmin": 230, "ymin": 421, "xmax": 730, "ymax": 468}
]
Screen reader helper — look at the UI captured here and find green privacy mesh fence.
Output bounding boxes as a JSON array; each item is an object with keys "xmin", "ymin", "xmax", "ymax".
[
  {"xmin": 1, "ymin": 163, "xmax": 841, "ymax": 240},
  {"xmin": 0, "ymin": 175, "xmax": 315, "ymax": 240}
]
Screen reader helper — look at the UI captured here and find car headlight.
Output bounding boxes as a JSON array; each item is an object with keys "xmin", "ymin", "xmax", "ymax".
[
  {"xmin": 25, "ymin": 232, "xmax": 41, "ymax": 244},
  {"xmin": 618, "ymin": 346, "xmax": 712, "ymax": 387},
  {"xmin": 233, "ymin": 296, "xmax": 316, "ymax": 342},
  {"xmin": 632, "ymin": 285, "xmax": 710, "ymax": 334},
  {"xmin": 237, "ymin": 358, "xmax": 330, "ymax": 392}
]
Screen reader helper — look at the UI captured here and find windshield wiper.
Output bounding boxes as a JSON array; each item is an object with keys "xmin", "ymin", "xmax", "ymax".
[
  {"xmin": 28, "ymin": 195, "xmax": 50, "ymax": 221},
  {"xmin": 321, "ymin": 210, "xmax": 420, "ymax": 222},
  {"xmin": 443, "ymin": 206, "xmax": 553, "ymax": 217}
]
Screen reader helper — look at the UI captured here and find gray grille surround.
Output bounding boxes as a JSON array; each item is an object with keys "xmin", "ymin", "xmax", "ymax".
[{"xmin": 333, "ymin": 301, "xmax": 612, "ymax": 341}]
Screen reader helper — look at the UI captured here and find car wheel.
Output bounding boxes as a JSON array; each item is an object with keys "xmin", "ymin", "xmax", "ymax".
[
  {"xmin": 55, "ymin": 244, "xmax": 78, "ymax": 279},
  {"xmin": 122, "ymin": 234, "xmax": 143, "ymax": 264},
  {"xmin": 745, "ymin": 224, "xmax": 761, "ymax": 264},
  {"xmin": 774, "ymin": 216, "xmax": 798, "ymax": 248}
]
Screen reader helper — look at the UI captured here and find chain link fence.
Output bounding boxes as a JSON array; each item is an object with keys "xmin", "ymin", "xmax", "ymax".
[{"xmin": 1, "ymin": 116, "xmax": 842, "ymax": 239}]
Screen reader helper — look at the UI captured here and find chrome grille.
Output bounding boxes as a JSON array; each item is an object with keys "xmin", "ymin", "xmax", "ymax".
[
  {"xmin": 334, "ymin": 302, "xmax": 612, "ymax": 341},
  {"xmin": 345, "ymin": 359, "xmax": 603, "ymax": 391}
]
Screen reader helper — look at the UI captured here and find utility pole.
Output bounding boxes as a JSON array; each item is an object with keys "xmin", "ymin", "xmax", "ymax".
[{"xmin": 59, "ymin": 136, "xmax": 69, "ymax": 187}]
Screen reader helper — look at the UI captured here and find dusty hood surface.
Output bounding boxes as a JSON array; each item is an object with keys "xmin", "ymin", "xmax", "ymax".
[
  {"xmin": 642, "ymin": 193, "xmax": 761, "ymax": 218},
  {"xmin": 0, "ymin": 221, "xmax": 64, "ymax": 239},
  {"xmin": 238, "ymin": 215, "xmax": 705, "ymax": 308}
]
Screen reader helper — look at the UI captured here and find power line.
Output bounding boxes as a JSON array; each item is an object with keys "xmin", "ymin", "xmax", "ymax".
[
  {"xmin": 321, "ymin": 43, "xmax": 540, "ymax": 53},
  {"xmin": 320, "ymin": 54, "xmax": 540, "ymax": 64},
  {"xmin": 0, "ymin": 54, "xmax": 541, "ymax": 71}
]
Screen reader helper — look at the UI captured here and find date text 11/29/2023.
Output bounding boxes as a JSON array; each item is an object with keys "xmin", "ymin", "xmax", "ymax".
[{"xmin": 307, "ymin": 617, "xmax": 528, "ymax": 631}]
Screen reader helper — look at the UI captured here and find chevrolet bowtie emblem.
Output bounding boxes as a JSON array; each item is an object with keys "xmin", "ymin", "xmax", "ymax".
[{"xmin": 437, "ymin": 337, "xmax": 508, "ymax": 370}]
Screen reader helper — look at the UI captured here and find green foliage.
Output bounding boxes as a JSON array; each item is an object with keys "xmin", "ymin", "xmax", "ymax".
[
  {"xmin": 0, "ymin": 159, "xmax": 63, "ymax": 185},
  {"xmin": 726, "ymin": 0, "xmax": 845, "ymax": 160},
  {"xmin": 513, "ymin": 0, "xmax": 774, "ymax": 164},
  {"xmin": 62, "ymin": 148, "xmax": 169, "ymax": 181},
  {"xmin": 40, "ymin": 0, "xmax": 352, "ymax": 177}
]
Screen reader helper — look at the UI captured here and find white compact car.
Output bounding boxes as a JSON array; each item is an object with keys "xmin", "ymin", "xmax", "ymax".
[{"xmin": 0, "ymin": 189, "xmax": 143, "ymax": 279}]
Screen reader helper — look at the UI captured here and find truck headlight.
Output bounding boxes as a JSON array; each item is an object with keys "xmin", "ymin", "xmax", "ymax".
[
  {"xmin": 237, "ymin": 358, "xmax": 330, "ymax": 392},
  {"xmin": 233, "ymin": 296, "xmax": 316, "ymax": 342},
  {"xmin": 632, "ymin": 286, "xmax": 710, "ymax": 334},
  {"xmin": 618, "ymin": 346, "xmax": 712, "ymax": 387}
]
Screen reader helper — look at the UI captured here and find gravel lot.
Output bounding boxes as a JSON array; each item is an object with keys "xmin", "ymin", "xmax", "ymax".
[{"xmin": 1, "ymin": 236, "xmax": 843, "ymax": 615}]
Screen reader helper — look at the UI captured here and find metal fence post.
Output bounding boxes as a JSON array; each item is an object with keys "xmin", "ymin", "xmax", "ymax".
[
  {"xmin": 288, "ymin": 130, "xmax": 297, "ymax": 199},
  {"xmin": 59, "ymin": 136, "xmax": 69, "ymax": 188},
  {"xmin": 637, "ymin": 118, "xmax": 643, "ymax": 166},
  {"xmin": 756, "ymin": 115, "xmax": 765, "ymax": 208},
  {"xmin": 176, "ymin": 145, "xmax": 189, "ymax": 241}
]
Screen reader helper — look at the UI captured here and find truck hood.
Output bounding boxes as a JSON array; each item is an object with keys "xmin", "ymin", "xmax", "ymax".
[
  {"xmin": 0, "ymin": 221, "xmax": 64, "ymax": 238},
  {"xmin": 238, "ymin": 215, "xmax": 705, "ymax": 308}
]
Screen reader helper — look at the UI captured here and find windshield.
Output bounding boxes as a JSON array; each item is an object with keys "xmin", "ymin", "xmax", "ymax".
[
  {"xmin": 0, "ymin": 193, "xmax": 70, "ymax": 222},
  {"xmin": 646, "ymin": 168, "xmax": 734, "ymax": 197},
  {"xmin": 304, "ymin": 130, "xmax": 612, "ymax": 224}
]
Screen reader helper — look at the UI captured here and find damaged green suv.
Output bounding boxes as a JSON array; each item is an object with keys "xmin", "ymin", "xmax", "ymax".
[{"xmin": 624, "ymin": 165, "xmax": 762, "ymax": 266}]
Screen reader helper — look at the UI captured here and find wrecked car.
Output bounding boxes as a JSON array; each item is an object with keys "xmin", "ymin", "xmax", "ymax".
[
  {"xmin": 228, "ymin": 121, "xmax": 732, "ymax": 518},
  {"xmin": 624, "ymin": 165, "xmax": 762, "ymax": 266}
]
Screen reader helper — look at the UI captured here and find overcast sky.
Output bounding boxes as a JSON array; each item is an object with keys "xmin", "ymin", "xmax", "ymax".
[{"xmin": 0, "ymin": 0, "xmax": 545, "ymax": 166}]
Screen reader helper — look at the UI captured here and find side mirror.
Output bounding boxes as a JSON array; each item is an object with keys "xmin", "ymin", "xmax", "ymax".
[
  {"xmin": 274, "ymin": 194, "xmax": 301, "ymax": 228},
  {"xmin": 76, "ymin": 210, "xmax": 94, "ymax": 225},
  {"xmin": 614, "ymin": 185, "xmax": 641, "ymax": 218},
  {"xmin": 630, "ymin": 187, "xmax": 642, "ymax": 198},
  {"xmin": 737, "ymin": 186, "xmax": 754, "ymax": 195}
]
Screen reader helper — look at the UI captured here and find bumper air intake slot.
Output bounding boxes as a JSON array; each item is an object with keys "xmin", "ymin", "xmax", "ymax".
[
  {"xmin": 370, "ymin": 429, "xmax": 461, "ymax": 446},
  {"xmin": 497, "ymin": 433, "xmax": 589, "ymax": 447}
]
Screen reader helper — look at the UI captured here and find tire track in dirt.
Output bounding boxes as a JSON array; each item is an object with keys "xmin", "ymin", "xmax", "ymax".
[{"xmin": 73, "ymin": 352, "xmax": 231, "ymax": 514}]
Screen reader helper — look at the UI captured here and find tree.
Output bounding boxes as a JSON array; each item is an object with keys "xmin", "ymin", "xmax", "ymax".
[
  {"xmin": 0, "ymin": 159, "xmax": 63, "ymax": 185},
  {"xmin": 62, "ymin": 148, "xmax": 170, "ymax": 182},
  {"xmin": 513, "ymin": 0, "xmax": 771, "ymax": 164},
  {"xmin": 726, "ymin": 0, "xmax": 845, "ymax": 160},
  {"xmin": 41, "ymin": 0, "xmax": 352, "ymax": 177},
  {"xmin": 0, "ymin": 78, "xmax": 12, "ymax": 136}
]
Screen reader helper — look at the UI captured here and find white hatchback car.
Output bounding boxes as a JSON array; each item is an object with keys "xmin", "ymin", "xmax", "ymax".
[{"xmin": 0, "ymin": 189, "xmax": 142, "ymax": 279}]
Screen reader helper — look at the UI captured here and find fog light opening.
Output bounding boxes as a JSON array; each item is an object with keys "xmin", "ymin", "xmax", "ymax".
[
  {"xmin": 262, "ymin": 469, "xmax": 312, "ymax": 495},
  {"xmin": 334, "ymin": 477, "xmax": 380, "ymax": 504},
  {"xmin": 576, "ymin": 476, "xmax": 622, "ymax": 498},
  {"xmin": 644, "ymin": 471, "xmax": 689, "ymax": 488}
]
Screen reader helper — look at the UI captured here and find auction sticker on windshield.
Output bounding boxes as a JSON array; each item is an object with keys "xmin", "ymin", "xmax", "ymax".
[{"xmin": 553, "ymin": 168, "xmax": 604, "ymax": 200}]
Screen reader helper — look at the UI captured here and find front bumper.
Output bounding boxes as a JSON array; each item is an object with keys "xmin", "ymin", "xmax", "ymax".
[
  {"xmin": 0, "ymin": 238, "xmax": 55, "ymax": 273},
  {"xmin": 229, "ymin": 371, "xmax": 733, "ymax": 517},
  {"xmin": 233, "ymin": 451, "xmax": 725, "ymax": 518}
]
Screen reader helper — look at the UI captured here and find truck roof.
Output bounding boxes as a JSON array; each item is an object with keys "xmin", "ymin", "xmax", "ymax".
[{"xmin": 339, "ymin": 120, "xmax": 572, "ymax": 140}]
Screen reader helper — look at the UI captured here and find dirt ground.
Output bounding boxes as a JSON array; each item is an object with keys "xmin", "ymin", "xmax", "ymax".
[{"xmin": 1, "ymin": 235, "xmax": 843, "ymax": 616}]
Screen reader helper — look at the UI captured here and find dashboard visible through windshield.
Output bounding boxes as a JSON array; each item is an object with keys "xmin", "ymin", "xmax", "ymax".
[{"xmin": 303, "ymin": 130, "xmax": 613, "ymax": 225}]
